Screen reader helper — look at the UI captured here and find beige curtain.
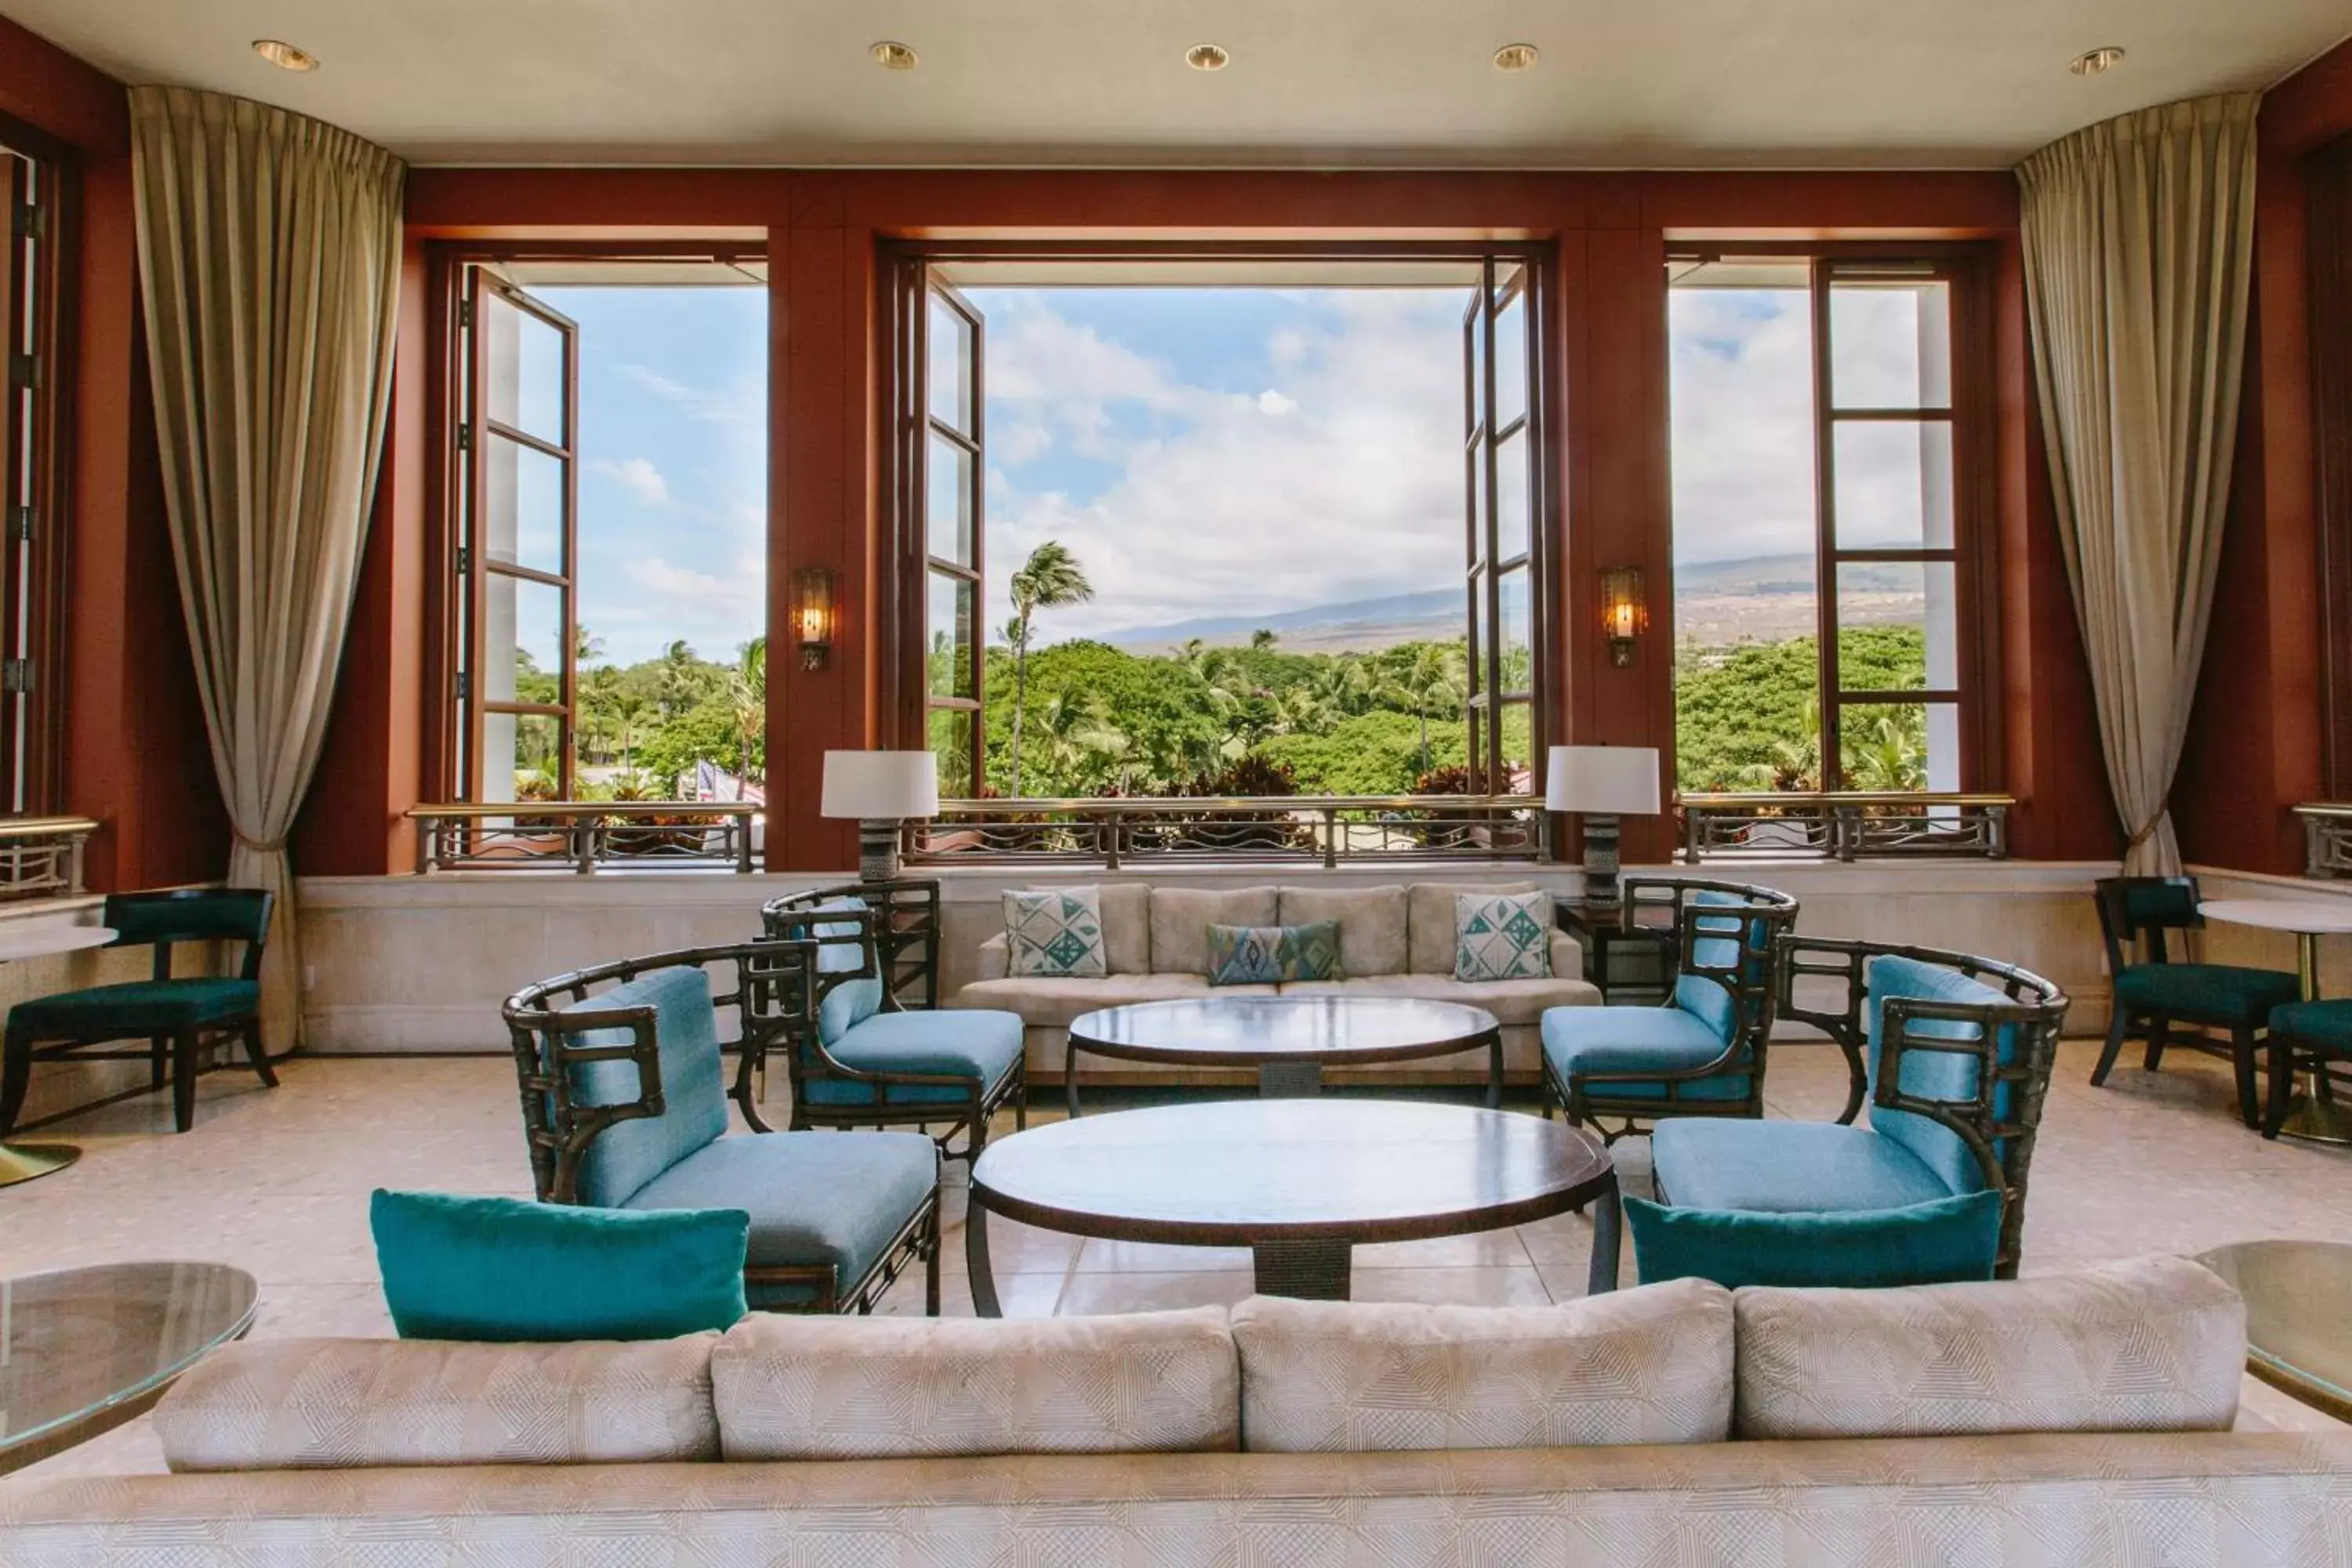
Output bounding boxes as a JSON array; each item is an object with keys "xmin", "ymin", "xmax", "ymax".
[
  {"xmin": 129, "ymin": 88, "xmax": 405, "ymax": 1047},
  {"xmin": 2017, "ymin": 95, "xmax": 2259, "ymax": 875}
]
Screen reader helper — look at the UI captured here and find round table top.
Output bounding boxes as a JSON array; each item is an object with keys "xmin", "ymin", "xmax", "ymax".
[
  {"xmin": 2199, "ymin": 899, "xmax": 2352, "ymax": 937},
  {"xmin": 971, "ymin": 1099, "xmax": 1611, "ymax": 1247},
  {"xmin": 1067, "ymin": 996, "xmax": 1501, "ymax": 1066},
  {"xmin": 0, "ymin": 924, "xmax": 114, "ymax": 964},
  {"xmin": 0, "ymin": 1261, "xmax": 258, "ymax": 1473},
  {"xmin": 2195, "ymin": 1240, "xmax": 2352, "ymax": 1421}
]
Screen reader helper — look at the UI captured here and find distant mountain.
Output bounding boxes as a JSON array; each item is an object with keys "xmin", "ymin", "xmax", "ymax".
[{"xmin": 1094, "ymin": 587, "xmax": 1463, "ymax": 654}]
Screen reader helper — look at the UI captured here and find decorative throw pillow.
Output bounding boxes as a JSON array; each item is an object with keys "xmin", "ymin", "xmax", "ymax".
[
  {"xmin": 1207, "ymin": 920, "xmax": 1344, "ymax": 985},
  {"xmin": 1454, "ymin": 891, "xmax": 1552, "ymax": 982},
  {"xmin": 1004, "ymin": 887, "xmax": 1109, "ymax": 978}
]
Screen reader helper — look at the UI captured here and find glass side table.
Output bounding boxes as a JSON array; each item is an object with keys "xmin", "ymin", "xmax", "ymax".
[
  {"xmin": 2196, "ymin": 1240, "xmax": 2352, "ymax": 1424},
  {"xmin": 0, "ymin": 1261, "xmax": 258, "ymax": 1474}
]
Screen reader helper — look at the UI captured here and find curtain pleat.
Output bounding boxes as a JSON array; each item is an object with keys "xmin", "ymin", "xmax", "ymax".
[
  {"xmin": 129, "ymin": 87, "xmax": 405, "ymax": 1047},
  {"xmin": 2017, "ymin": 95, "xmax": 2259, "ymax": 876}
]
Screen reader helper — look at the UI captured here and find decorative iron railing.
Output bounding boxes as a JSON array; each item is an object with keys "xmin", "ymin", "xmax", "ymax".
[
  {"xmin": 1675, "ymin": 793, "xmax": 2012, "ymax": 863},
  {"xmin": 905, "ymin": 796, "xmax": 1545, "ymax": 869},
  {"xmin": 0, "ymin": 816, "xmax": 98, "ymax": 901},
  {"xmin": 2297, "ymin": 804, "xmax": 2352, "ymax": 878},
  {"xmin": 408, "ymin": 803, "xmax": 758, "ymax": 873}
]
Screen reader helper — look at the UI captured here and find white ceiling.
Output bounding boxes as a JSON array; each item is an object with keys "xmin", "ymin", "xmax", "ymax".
[{"xmin": 5, "ymin": 1, "xmax": 2346, "ymax": 169}]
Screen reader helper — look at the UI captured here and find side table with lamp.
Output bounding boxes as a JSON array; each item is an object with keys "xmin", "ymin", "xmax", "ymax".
[
  {"xmin": 820, "ymin": 750, "xmax": 940, "ymax": 884},
  {"xmin": 1545, "ymin": 745, "xmax": 1668, "ymax": 1002}
]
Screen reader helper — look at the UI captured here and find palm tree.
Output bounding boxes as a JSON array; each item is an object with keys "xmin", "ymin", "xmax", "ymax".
[
  {"xmin": 1005, "ymin": 540, "xmax": 1094, "ymax": 797},
  {"xmin": 1378, "ymin": 644, "xmax": 1468, "ymax": 779},
  {"xmin": 1033, "ymin": 691, "xmax": 1128, "ymax": 792},
  {"xmin": 1249, "ymin": 627, "xmax": 1279, "ymax": 652},
  {"xmin": 612, "ymin": 691, "xmax": 651, "ymax": 774},
  {"xmin": 726, "ymin": 637, "xmax": 766, "ymax": 796},
  {"xmin": 658, "ymin": 639, "xmax": 702, "ymax": 719}
]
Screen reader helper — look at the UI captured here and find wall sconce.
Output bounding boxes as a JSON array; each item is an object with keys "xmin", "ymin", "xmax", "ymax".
[
  {"xmin": 793, "ymin": 567, "xmax": 837, "ymax": 671},
  {"xmin": 1600, "ymin": 567, "xmax": 1647, "ymax": 667}
]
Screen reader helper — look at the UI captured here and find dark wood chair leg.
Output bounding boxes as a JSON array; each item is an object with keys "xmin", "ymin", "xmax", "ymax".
[
  {"xmin": 0, "ymin": 1021, "xmax": 32, "ymax": 1135},
  {"xmin": 2142, "ymin": 1015, "xmax": 2170, "ymax": 1073},
  {"xmin": 149, "ymin": 1033, "xmax": 168, "ymax": 1091},
  {"xmin": 2089, "ymin": 1005, "xmax": 2130, "ymax": 1086},
  {"xmin": 169, "ymin": 1028, "xmax": 199, "ymax": 1132},
  {"xmin": 2230, "ymin": 1025, "xmax": 2261, "ymax": 1129},
  {"xmin": 2264, "ymin": 1035, "xmax": 2299, "ymax": 1139},
  {"xmin": 241, "ymin": 1019, "xmax": 279, "ymax": 1088}
]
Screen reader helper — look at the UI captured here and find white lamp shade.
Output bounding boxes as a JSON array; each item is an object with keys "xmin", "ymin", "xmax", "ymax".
[
  {"xmin": 820, "ymin": 750, "xmax": 940, "ymax": 820},
  {"xmin": 1544, "ymin": 745, "xmax": 1661, "ymax": 815}
]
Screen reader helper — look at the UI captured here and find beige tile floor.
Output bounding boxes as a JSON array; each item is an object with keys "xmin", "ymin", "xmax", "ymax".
[{"xmin": 3, "ymin": 1036, "xmax": 2347, "ymax": 1484}]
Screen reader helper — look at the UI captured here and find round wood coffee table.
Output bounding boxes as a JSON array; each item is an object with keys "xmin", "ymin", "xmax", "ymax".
[
  {"xmin": 965, "ymin": 1099, "xmax": 1617, "ymax": 1312},
  {"xmin": 1064, "ymin": 996, "xmax": 1504, "ymax": 1113}
]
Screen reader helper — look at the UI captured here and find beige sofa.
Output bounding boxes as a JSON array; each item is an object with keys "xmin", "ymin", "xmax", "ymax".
[
  {"xmin": 953, "ymin": 882, "xmax": 1602, "ymax": 1085},
  {"xmin": 4, "ymin": 1257, "xmax": 2347, "ymax": 1566}
]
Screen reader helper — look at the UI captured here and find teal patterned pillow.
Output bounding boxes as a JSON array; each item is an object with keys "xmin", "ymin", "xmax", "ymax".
[
  {"xmin": 1207, "ymin": 920, "xmax": 1343, "ymax": 985},
  {"xmin": 1454, "ymin": 891, "xmax": 1552, "ymax": 982},
  {"xmin": 1004, "ymin": 887, "xmax": 1109, "ymax": 978}
]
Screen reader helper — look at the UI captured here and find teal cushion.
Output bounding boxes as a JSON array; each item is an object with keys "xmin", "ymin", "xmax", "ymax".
[
  {"xmin": 1207, "ymin": 920, "xmax": 1343, "ymax": 985},
  {"xmin": 1541, "ymin": 1004, "xmax": 1748, "ymax": 1100},
  {"xmin": 806, "ymin": 898, "xmax": 884, "ymax": 1047},
  {"xmin": 1650, "ymin": 1118, "xmax": 1955, "ymax": 1212},
  {"xmin": 1625, "ymin": 1189, "xmax": 2003, "ymax": 1290},
  {"xmin": 2114, "ymin": 963, "xmax": 2299, "ymax": 1029},
  {"xmin": 2272, "ymin": 999, "xmax": 2352, "ymax": 1049},
  {"xmin": 622, "ymin": 1131, "xmax": 936, "ymax": 1308},
  {"xmin": 1864, "ymin": 955, "xmax": 2020, "ymax": 1196},
  {"xmin": 10, "ymin": 978, "xmax": 260, "ymax": 1037},
  {"xmin": 2117, "ymin": 880, "xmax": 2198, "ymax": 929},
  {"xmin": 1672, "ymin": 974, "xmax": 1739, "ymax": 1044},
  {"xmin": 561, "ymin": 967, "xmax": 728, "ymax": 1209},
  {"xmin": 370, "ymin": 1189, "xmax": 747, "ymax": 1341},
  {"xmin": 803, "ymin": 1008, "xmax": 1025, "ymax": 1106}
]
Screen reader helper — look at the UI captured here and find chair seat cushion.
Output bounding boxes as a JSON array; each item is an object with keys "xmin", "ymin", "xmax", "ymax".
[
  {"xmin": 1541, "ymin": 1005, "xmax": 1750, "ymax": 1101},
  {"xmin": 803, "ymin": 1009, "xmax": 1025, "ymax": 1107},
  {"xmin": 1626, "ymin": 1189, "xmax": 2004, "ymax": 1291},
  {"xmin": 2114, "ymin": 963, "xmax": 2300, "ymax": 1028},
  {"xmin": 1650, "ymin": 1119, "xmax": 1959, "ymax": 1213},
  {"xmin": 622, "ymin": 1131, "xmax": 937, "ymax": 1308},
  {"xmin": 2268, "ymin": 998, "xmax": 2352, "ymax": 1048},
  {"xmin": 10, "ymin": 978, "xmax": 260, "ymax": 1036}
]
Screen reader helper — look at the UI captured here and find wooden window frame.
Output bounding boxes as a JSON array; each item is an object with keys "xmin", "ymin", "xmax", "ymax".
[
  {"xmin": 1463, "ymin": 256, "xmax": 1548, "ymax": 792},
  {"xmin": 2311, "ymin": 137, "xmax": 2352, "ymax": 798}
]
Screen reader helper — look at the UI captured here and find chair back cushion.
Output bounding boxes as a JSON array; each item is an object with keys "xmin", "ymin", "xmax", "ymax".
[
  {"xmin": 1626, "ymin": 1190, "xmax": 2002, "ymax": 1291},
  {"xmin": 1229, "ymin": 1279, "xmax": 1733, "ymax": 1453},
  {"xmin": 155, "ymin": 1333, "xmax": 721, "ymax": 1471},
  {"xmin": 1407, "ymin": 881, "xmax": 1539, "ymax": 974},
  {"xmin": 369, "ymin": 1190, "xmax": 748, "ymax": 1342},
  {"xmin": 1003, "ymin": 887, "xmax": 1109, "ymax": 980},
  {"xmin": 1731, "ymin": 1254, "xmax": 2245, "ymax": 1439},
  {"xmin": 103, "ymin": 888, "xmax": 272, "ymax": 949},
  {"xmin": 804, "ymin": 896, "xmax": 885, "ymax": 1045},
  {"xmin": 1149, "ymin": 887, "xmax": 1278, "ymax": 975},
  {"xmin": 1207, "ymin": 921, "xmax": 1342, "ymax": 985},
  {"xmin": 562, "ymin": 966, "xmax": 731, "ymax": 1206},
  {"xmin": 1864, "ymin": 954, "xmax": 2018, "ymax": 1196},
  {"xmin": 712, "ymin": 1307, "xmax": 1239, "ymax": 1458},
  {"xmin": 1278, "ymin": 884, "xmax": 1408, "ymax": 976},
  {"xmin": 1672, "ymin": 888, "xmax": 1766, "ymax": 1044},
  {"xmin": 2114, "ymin": 877, "xmax": 2201, "ymax": 932}
]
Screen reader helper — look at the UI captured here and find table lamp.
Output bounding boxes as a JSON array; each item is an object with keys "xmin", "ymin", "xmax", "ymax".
[
  {"xmin": 1545, "ymin": 745, "xmax": 1661, "ymax": 907},
  {"xmin": 821, "ymin": 750, "xmax": 938, "ymax": 882}
]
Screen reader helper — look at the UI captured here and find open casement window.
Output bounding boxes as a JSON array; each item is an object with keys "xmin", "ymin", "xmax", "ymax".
[
  {"xmin": 919, "ymin": 274, "xmax": 985, "ymax": 796},
  {"xmin": 0, "ymin": 143, "xmax": 63, "ymax": 812},
  {"xmin": 455, "ymin": 268, "xmax": 579, "ymax": 802},
  {"xmin": 1462, "ymin": 258, "xmax": 1542, "ymax": 793}
]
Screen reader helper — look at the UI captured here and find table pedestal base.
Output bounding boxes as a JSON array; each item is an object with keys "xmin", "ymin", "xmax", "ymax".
[
  {"xmin": 1251, "ymin": 1239, "xmax": 1352, "ymax": 1300},
  {"xmin": 0, "ymin": 1141, "xmax": 78, "ymax": 1189},
  {"xmin": 1258, "ymin": 1062, "xmax": 1322, "ymax": 1098},
  {"xmin": 2278, "ymin": 1094, "xmax": 2352, "ymax": 1146}
]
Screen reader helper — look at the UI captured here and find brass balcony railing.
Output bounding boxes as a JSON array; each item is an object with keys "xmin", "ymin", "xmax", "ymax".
[
  {"xmin": 0, "ymin": 816, "xmax": 98, "ymax": 901},
  {"xmin": 1675, "ymin": 793, "xmax": 2013, "ymax": 862},
  {"xmin": 2296, "ymin": 804, "xmax": 2352, "ymax": 878},
  {"xmin": 408, "ymin": 803, "xmax": 759, "ymax": 873},
  {"xmin": 906, "ymin": 795, "xmax": 1545, "ymax": 869}
]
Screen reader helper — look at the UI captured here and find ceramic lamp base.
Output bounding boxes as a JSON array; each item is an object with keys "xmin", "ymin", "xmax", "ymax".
[
  {"xmin": 858, "ymin": 818, "xmax": 902, "ymax": 882},
  {"xmin": 1581, "ymin": 812, "xmax": 1624, "ymax": 906}
]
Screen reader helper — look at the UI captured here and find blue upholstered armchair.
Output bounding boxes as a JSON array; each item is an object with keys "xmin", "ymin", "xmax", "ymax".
[
  {"xmin": 1539, "ymin": 878, "xmax": 1799, "ymax": 1142},
  {"xmin": 1644, "ymin": 938, "xmax": 2067, "ymax": 1283},
  {"xmin": 761, "ymin": 883, "xmax": 1025, "ymax": 1162},
  {"xmin": 503, "ymin": 940, "xmax": 942, "ymax": 1315}
]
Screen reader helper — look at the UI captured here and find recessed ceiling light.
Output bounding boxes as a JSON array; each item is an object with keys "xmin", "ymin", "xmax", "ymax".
[
  {"xmin": 1493, "ymin": 43, "xmax": 1539, "ymax": 72},
  {"xmin": 1185, "ymin": 42, "xmax": 1231, "ymax": 72},
  {"xmin": 869, "ymin": 40, "xmax": 918, "ymax": 71},
  {"xmin": 251, "ymin": 38, "xmax": 318, "ymax": 72},
  {"xmin": 2069, "ymin": 45, "xmax": 2126, "ymax": 76}
]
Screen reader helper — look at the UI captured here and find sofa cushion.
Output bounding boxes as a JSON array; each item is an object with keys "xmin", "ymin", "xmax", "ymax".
[
  {"xmin": 955, "ymin": 973, "xmax": 1272, "ymax": 1031},
  {"xmin": 1650, "ymin": 1118, "xmax": 1956, "ymax": 1214},
  {"xmin": 1281, "ymin": 973, "xmax": 1599, "ymax": 1026},
  {"xmin": 561, "ymin": 966, "xmax": 729, "ymax": 1208},
  {"xmin": 713, "ymin": 1307, "xmax": 1239, "ymax": 1459},
  {"xmin": 1626, "ymin": 1191, "xmax": 2003, "ymax": 1292},
  {"xmin": 801, "ymin": 1009, "xmax": 1024, "ymax": 1105},
  {"xmin": 1408, "ymin": 881, "xmax": 1539, "ymax": 975},
  {"xmin": 1277, "ymin": 884, "xmax": 1408, "ymax": 977},
  {"xmin": 1095, "ymin": 882, "xmax": 1152, "ymax": 975},
  {"xmin": 1150, "ymin": 887, "xmax": 1278, "ymax": 975},
  {"xmin": 154, "ymin": 1334, "xmax": 720, "ymax": 1472},
  {"xmin": 1732, "ymin": 1255, "xmax": 2246, "ymax": 1439},
  {"xmin": 1230, "ymin": 1279, "xmax": 1733, "ymax": 1453},
  {"xmin": 1004, "ymin": 887, "xmax": 1109, "ymax": 979},
  {"xmin": 370, "ymin": 1190, "xmax": 750, "ymax": 1344},
  {"xmin": 1208, "ymin": 921, "xmax": 1343, "ymax": 985}
]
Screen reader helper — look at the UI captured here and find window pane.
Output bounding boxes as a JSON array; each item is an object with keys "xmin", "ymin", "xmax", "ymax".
[
  {"xmin": 1497, "ymin": 567, "xmax": 1531, "ymax": 695},
  {"xmin": 928, "ymin": 293, "xmax": 974, "ymax": 437},
  {"xmin": 484, "ymin": 572, "xmax": 565, "ymax": 706},
  {"xmin": 1832, "ymin": 419, "xmax": 1954, "ymax": 549},
  {"xmin": 481, "ymin": 712, "xmax": 567, "ymax": 802},
  {"xmin": 927, "ymin": 430, "xmax": 974, "ymax": 567},
  {"xmin": 1830, "ymin": 280, "xmax": 1951, "ymax": 410},
  {"xmin": 1495, "ymin": 426, "xmax": 1530, "ymax": 564},
  {"xmin": 1836, "ymin": 561, "xmax": 1957, "ymax": 691},
  {"xmin": 1497, "ymin": 699, "xmax": 1532, "ymax": 785},
  {"xmin": 484, "ymin": 435, "xmax": 565, "ymax": 575},
  {"xmin": 1835, "ymin": 700, "xmax": 1959, "ymax": 792},
  {"xmin": 927, "ymin": 705, "xmax": 975, "ymax": 797},
  {"xmin": 1494, "ymin": 276, "xmax": 1527, "ymax": 431},
  {"xmin": 485, "ymin": 291, "xmax": 566, "ymax": 446},
  {"xmin": 927, "ymin": 570, "xmax": 975, "ymax": 699}
]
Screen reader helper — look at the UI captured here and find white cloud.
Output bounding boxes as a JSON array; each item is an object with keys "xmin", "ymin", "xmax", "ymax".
[
  {"xmin": 619, "ymin": 364, "xmax": 757, "ymax": 425},
  {"xmin": 1257, "ymin": 390, "xmax": 1298, "ymax": 416},
  {"xmin": 591, "ymin": 456, "xmax": 670, "ymax": 507}
]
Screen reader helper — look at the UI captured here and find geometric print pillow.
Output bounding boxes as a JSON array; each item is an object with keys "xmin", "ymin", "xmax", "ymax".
[
  {"xmin": 1004, "ymin": 887, "xmax": 1109, "ymax": 978},
  {"xmin": 1206, "ymin": 920, "xmax": 1344, "ymax": 985},
  {"xmin": 1454, "ymin": 890, "xmax": 1552, "ymax": 982}
]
